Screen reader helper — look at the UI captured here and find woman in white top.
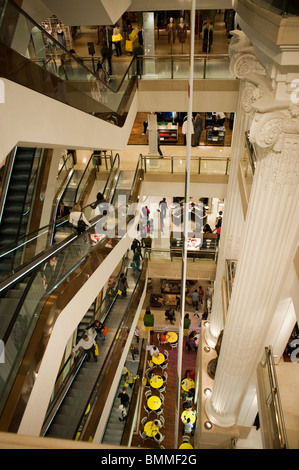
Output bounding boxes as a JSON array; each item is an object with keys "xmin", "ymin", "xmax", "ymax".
[{"xmin": 69, "ymin": 203, "xmax": 91, "ymax": 234}]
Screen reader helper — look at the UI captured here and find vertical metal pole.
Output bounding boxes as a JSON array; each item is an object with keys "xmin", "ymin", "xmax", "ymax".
[{"xmin": 174, "ymin": 0, "xmax": 196, "ymax": 450}]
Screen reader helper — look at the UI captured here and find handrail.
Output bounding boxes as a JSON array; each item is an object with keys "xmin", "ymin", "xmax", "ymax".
[
  {"xmin": 0, "ymin": 158, "xmax": 142, "ymax": 431},
  {"xmin": 0, "ymin": 0, "xmax": 138, "ymax": 125},
  {"xmin": 140, "ymin": 154, "xmax": 230, "ymax": 175},
  {"xmin": 245, "ymin": 132, "xmax": 257, "ymax": 174},
  {"xmin": 137, "ymin": 53, "xmax": 230, "ymax": 59},
  {"xmin": 262, "ymin": 346, "xmax": 289, "ymax": 448},
  {"xmin": 79, "ymin": 261, "xmax": 147, "ymax": 442},
  {"xmin": 41, "ymin": 252, "xmax": 128, "ymax": 434},
  {"xmin": 2, "ymin": 0, "xmax": 101, "ymax": 85},
  {"xmin": 0, "ymin": 154, "xmax": 120, "ymax": 281}
]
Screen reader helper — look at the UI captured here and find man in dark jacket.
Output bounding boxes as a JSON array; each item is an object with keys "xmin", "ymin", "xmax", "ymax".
[{"xmin": 192, "ymin": 114, "xmax": 203, "ymax": 147}]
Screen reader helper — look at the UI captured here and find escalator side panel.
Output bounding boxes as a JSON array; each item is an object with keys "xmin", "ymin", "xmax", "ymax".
[{"xmin": 0, "ymin": 233, "xmax": 133, "ymax": 435}]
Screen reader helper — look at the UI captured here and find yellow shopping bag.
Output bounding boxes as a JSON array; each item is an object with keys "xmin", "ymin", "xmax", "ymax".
[
  {"xmin": 129, "ymin": 29, "xmax": 137, "ymax": 42},
  {"xmin": 112, "ymin": 33, "xmax": 123, "ymax": 42},
  {"xmin": 126, "ymin": 40, "xmax": 133, "ymax": 52},
  {"xmin": 94, "ymin": 343, "xmax": 99, "ymax": 356}
]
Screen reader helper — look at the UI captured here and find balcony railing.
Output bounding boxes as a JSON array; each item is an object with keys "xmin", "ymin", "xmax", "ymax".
[
  {"xmin": 251, "ymin": 0, "xmax": 299, "ymax": 16},
  {"xmin": 136, "ymin": 54, "xmax": 235, "ymax": 80},
  {"xmin": 139, "ymin": 154, "xmax": 230, "ymax": 176},
  {"xmin": 258, "ymin": 346, "xmax": 288, "ymax": 449}
]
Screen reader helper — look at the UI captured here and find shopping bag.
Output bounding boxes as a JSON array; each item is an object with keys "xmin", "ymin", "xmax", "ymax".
[
  {"xmin": 126, "ymin": 39, "xmax": 133, "ymax": 52},
  {"xmin": 129, "ymin": 29, "xmax": 137, "ymax": 42},
  {"xmin": 118, "ymin": 289, "xmax": 122, "ymax": 296},
  {"xmin": 102, "ymin": 326, "xmax": 109, "ymax": 336},
  {"xmin": 94, "ymin": 343, "xmax": 99, "ymax": 356},
  {"xmin": 112, "ymin": 33, "xmax": 123, "ymax": 42}
]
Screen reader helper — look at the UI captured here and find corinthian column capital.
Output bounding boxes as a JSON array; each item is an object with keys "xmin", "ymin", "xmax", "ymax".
[
  {"xmin": 229, "ymin": 30, "xmax": 266, "ymax": 80},
  {"xmin": 250, "ymin": 107, "xmax": 299, "ymax": 150}
]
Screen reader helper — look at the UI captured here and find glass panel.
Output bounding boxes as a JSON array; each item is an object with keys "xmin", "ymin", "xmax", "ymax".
[
  {"xmin": 200, "ymin": 158, "xmax": 228, "ymax": 174},
  {"xmin": 251, "ymin": 0, "xmax": 299, "ymax": 16},
  {"xmin": 205, "ymin": 56, "xmax": 235, "ymax": 79},
  {"xmin": 0, "ymin": 0, "xmax": 137, "ymax": 119}
]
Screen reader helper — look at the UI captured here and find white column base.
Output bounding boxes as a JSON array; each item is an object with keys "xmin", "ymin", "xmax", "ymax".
[
  {"xmin": 205, "ymin": 395, "xmax": 236, "ymax": 428},
  {"xmin": 204, "ymin": 323, "xmax": 218, "ymax": 349}
]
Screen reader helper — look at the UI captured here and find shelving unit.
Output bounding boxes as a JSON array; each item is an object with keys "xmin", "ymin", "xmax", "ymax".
[
  {"xmin": 157, "ymin": 122, "xmax": 178, "ymax": 143},
  {"xmin": 206, "ymin": 126, "xmax": 225, "ymax": 145}
]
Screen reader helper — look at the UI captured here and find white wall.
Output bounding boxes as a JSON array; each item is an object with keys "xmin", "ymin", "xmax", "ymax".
[{"xmin": 0, "ymin": 79, "xmax": 138, "ymax": 162}]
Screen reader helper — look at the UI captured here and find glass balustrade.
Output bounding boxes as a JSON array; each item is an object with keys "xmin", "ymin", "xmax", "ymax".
[
  {"xmin": 0, "ymin": 153, "xmax": 120, "ymax": 279},
  {"xmin": 138, "ymin": 55, "xmax": 235, "ymax": 80},
  {"xmin": 0, "ymin": 0, "xmax": 137, "ymax": 119},
  {"xmin": 251, "ymin": 0, "xmax": 299, "ymax": 16},
  {"xmin": 142, "ymin": 155, "xmax": 230, "ymax": 175}
]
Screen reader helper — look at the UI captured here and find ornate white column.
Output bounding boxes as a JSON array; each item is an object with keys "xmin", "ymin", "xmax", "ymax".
[
  {"xmin": 205, "ymin": 32, "xmax": 266, "ymax": 348},
  {"xmin": 205, "ymin": 106, "xmax": 299, "ymax": 426}
]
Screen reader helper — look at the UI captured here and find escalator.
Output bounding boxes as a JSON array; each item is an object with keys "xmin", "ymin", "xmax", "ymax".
[
  {"xmin": 0, "ymin": 152, "xmax": 120, "ymax": 280},
  {"xmin": 42, "ymin": 253, "xmax": 138, "ymax": 440},
  {"xmin": 0, "ymin": 0, "xmax": 137, "ymax": 127},
  {"xmin": 0, "ymin": 147, "xmax": 41, "ymax": 277},
  {"xmin": 41, "ymin": 172, "xmax": 139, "ymax": 440},
  {"xmin": 0, "ymin": 147, "xmax": 36, "ymax": 247},
  {"xmin": 0, "ymin": 159, "xmax": 144, "ymax": 435}
]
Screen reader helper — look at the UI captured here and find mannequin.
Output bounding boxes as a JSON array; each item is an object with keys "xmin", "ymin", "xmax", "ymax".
[
  {"xmin": 56, "ymin": 24, "xmax": 65, "ymax": 48},
  {"xmin": 177, "ymin": 17, "xmax": 187, "ymax": 52},
  {"xmin": 202, "ymin": 19, "xmax": 213, "ymax": 53},
  {"xmin": 166, "ymin": 17, "xmax": 175, "ymax": 53}
]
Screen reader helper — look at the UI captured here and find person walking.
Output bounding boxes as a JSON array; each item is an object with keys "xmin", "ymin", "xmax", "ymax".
[
  {"xmin": 69, "ymin": 203, "xmax": 91, "ymax": 235},
  {"xmin": 130, "ymin": 238, "xmax": 141, "ymax": 253},
  {"xmin": 133, "ymin": 247, "xmax": 143, "ymax": 271},
  {"xmin": 159, "ymin": 197, "xmax": 168, "ymax": 231},
  {"xmin": 118, "ymin": 273, "xmax": 128, "ymax": 296},
  {"xmin": 198, "ymin": 285, "xmax": 204, "ymax": 305},
  {"xmin": 118, "ymin": 387, "xmax": 130, "ymax": 408},
  {"xmin": 71, "ymin": 333, "xmax": 97, "ymax": 362},
  {"xmin": 191, "ymin": 289, "xmax": 199, "ymax": 311},
  {"xmin": 192, "ymin": 113, "xmax": 203, "ymax": 147}
]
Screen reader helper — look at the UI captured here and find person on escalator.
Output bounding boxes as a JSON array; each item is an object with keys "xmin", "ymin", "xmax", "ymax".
[
  {"xmin": 118, "ymin": 273, "xmax": 128, "ymax": 297},
  {"xmin": 71, "ymin": 333, "xmax": 97, "ymax": 362},
  {"xmin": 69, "ymin": 203, "xmax": 91, "ymax": 235}
]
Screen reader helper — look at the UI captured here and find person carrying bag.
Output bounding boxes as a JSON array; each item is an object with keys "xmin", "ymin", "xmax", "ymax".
[
  {"xmin": 112, "ymin": 24, "xmax": 123, "ymax": 57},
  {"xmin": 69, "ymin": 203, "xmax": 91, "ymax": 235}
]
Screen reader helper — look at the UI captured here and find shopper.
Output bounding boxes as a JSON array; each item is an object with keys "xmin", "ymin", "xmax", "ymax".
[
  {"xmin": 159, "ymin": 197, "xmax": 168, "ymax": 230},
  {"xmin": 192, "ymin": 113, "xmax": 203, "ymax": 147},
  {"xmin": 118, "ymin": 387, "xmax": 130, "ymax": 408},
  {"xmin": 118, "ymin": 273, "xmax": 128, "ymax": 296},
  {"xmin": 71, "ymin": 333, "xmax": 97, "ymax": 362},
  {"xmin": 131, "ymin": 238, "xmax": 141, "ymax": 253},
  {"xmin": 133, "ymin": 247, "xmax": 143, "ymax": 271},
  {"xmin": 113, "ymin": 24, "xmax": 122, "ymax": 57},
  {"xmin": 191, "ymin": 289, "xmax": 199, "ymax": 310},
  {"xmin": 69, "ymin": 203, "xmax": 91, "ymax": 235},
  {"xmin": 198, "ymin": 286, "xmax": 204, "ymax": 304}
]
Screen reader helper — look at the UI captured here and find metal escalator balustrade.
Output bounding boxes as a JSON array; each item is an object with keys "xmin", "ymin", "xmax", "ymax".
[
  {"xmin": 0, "ymin": 162, "xmax": 143, "ymax": 433},
  {"xmin": 0, "ymin": 0, "xmax": 137, "ymax": 126},
  {"xmin": 0, "ymin": 152, "xmax": 120, "ymax": 281},
  {"xmin": 41, "ymin": 254, "xmax": 129, "ymax": 440}
]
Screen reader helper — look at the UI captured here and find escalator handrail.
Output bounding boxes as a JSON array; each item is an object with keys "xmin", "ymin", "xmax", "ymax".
[
  {"xmin": 74, "ymin": 266, "xmax": 144, "ymax": 441},
  {"xmin": 3, "ymin": 0, "xmax": 136, "ymax": 95},
  {"xmin": 2, "ymin": 271, "xmax": 38, "ymax": 344},
  {"xmin": 0, "ymin": 154, "xmax": 121, "ymax": 280},
  {"xmin": 0, "ymin": 165, "xmax": 143, "ymax": 432},
  {"xmin": 3, "ymin": 0, "xmax": 105, "ymax": 91},
  {"xmin": 73, "ymin": 152, "xmax": 96, "ymax": 205},
  {"xmin": 0, "ymin": 147, "xmax": 17, "ymax": 223},
  {"xmin": 41, "ymin": 250, "xmax": 131, "ymax": 436}
]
